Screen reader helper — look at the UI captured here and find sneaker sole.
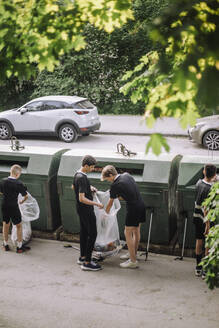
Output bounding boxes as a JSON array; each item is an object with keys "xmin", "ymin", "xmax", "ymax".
[{"xmin": 81, "ymin": 265, "xmax": 102, "ymax": 271}]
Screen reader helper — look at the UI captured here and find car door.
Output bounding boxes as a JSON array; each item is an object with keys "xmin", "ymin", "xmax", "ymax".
[
  {"xmin": 37, "ymin": 101, "xmax": 70, "ymax": 131},
  {"xmin": 8, "ymin": 101, "xmax": 44, "ymax": 132}
]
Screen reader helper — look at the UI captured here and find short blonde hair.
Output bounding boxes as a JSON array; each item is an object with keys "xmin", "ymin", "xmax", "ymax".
[
  {"xmin": 10, "ymin": 164, "xmax": 22, "ymax": 176},
  {"xmin": 101, "ymin": 165, "xmax": 117, "ymax": 180}
]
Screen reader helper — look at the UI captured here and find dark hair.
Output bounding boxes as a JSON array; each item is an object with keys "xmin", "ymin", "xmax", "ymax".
[
  {"xmin": 204, "ymin": 164, "xmax": 217, "ymax": 179},
  {"xmin": 82, "ymin": 155, "xmax": 97, "ymax": 167}
]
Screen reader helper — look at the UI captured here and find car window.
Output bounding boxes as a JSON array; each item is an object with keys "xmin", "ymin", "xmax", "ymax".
[
  {"xmin": 25, "ymin": 101, "xmax": 44, "ymax": 112},
  {"xmin": 41, "ymin": 101, "xmax": 70, "ymax": 110},
  {"xmin": 71, "ymin": 100, "xmax": 94, "ymax": 109}
]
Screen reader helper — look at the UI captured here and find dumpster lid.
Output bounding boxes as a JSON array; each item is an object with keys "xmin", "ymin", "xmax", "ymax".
[
  {"xmin": 178, "ymin": 155, "xmax": 219, "ymax": 186},
  {"xmin": 58, "ymin": 148, "xmax": 177, "ymax": 183},
  {"xmin": 0, "ymin": 145, "xmax": 66, "ymax": 175}
]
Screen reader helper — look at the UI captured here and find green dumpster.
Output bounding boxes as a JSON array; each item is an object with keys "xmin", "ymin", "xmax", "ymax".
[
  {"xmin": 177, "ymin": 155, "xmax": 219, "ymax": 248},
  {"xmin": 0, "ymin": 145, "xmax": 68, "ymax": 231},
  {"xmin": 57, "ymin": 148, "xmax": 177, "ymax": 244}
]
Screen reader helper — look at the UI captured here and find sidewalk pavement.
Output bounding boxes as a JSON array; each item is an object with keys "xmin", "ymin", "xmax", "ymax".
[
  {"xmin": 98, "ymin": 115, "xmax": 188, "ymax": 137},
  {"xmin": 0, "ymin": 236, "xmax": 218, "ymax": 328}
]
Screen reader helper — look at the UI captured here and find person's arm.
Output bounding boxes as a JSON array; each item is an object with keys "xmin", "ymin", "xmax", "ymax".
[
  {"xmin": 106, "ymin": 198, "xmax": 114, "ymax": 214},
  {"xmin": 19, "ymin": 183, "xmax": 28, "ymax": 204},
  {"xmin": 79, "ymin": 192, "xmax": 103, "ymax": 208},
  {"xmin": 204, "ymin": 207, "xmax": 210, "ymax": 235},
  {"xmin": 19, "ymin": 194, "xmax": 28, "ymax": 204},
  {"xmin": 71, "ymin": 184, "xmax": 74, "ymax": 190}
]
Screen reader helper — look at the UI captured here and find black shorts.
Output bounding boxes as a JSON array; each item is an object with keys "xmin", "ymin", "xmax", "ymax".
[
  {"xmin": 126, "ymin": 200, "xmax": 146, "ymax": 227},
  {"xmin": 2, "ymin": 204, "xmax": 22, "ymax": 225},
  {"xmin": 193, "ymin": 218, "xmax": 205, "ymax": 239},
  {"xmin": 193, "ymin": 218, "xmax": 215, "ymax": 240}
]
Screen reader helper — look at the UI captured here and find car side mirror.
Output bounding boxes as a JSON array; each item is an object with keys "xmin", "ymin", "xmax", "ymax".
[{"xmin": 20, "ymin": 108, "xmax": 27, "ymax": 115}]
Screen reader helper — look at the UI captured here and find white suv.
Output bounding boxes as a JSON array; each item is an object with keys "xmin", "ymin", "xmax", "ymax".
[{"xmin": 0, "ymin": 95, "xmax": 101, "ymax": 142}]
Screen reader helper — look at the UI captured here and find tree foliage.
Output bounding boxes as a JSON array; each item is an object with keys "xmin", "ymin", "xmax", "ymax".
[
  {"xmin": 0, "ymin": 0, "xmax": 168, "ymax": 113},
  {"xmin": 121, "ymin": 0, "xmax": 219, "ymax": 154},
  {"xmin": 202, "ymin": 182, "xmax": 219, "ymax": 290},
  {"xmin": 0, "ymin": 0, "xmax": 133, "ymax": 83}
]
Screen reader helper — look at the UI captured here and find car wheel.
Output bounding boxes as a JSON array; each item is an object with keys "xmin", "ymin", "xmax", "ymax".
[
  {"xmin": 0, "ymin": 122, "xmax": 12, "ymax": 140},
  {"xmin": 203, "ymin": 130, "xmax": 219, "ymax": 150},
  {"xmin": 58, "ymin": 124, "xmax": 78, "ymax": 143},
  {"xmin": 83, "ymin": 133, "xmax": 90, "ymax": 136}
]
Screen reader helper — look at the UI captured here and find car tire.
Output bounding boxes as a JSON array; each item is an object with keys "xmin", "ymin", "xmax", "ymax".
[
  {"xmin": 203, "ymin": 130, "xmax": 219, "ymax": 150},
  {"xmin": 0, "ymin": 122, "xmax": 12, "ymax": 140},
  {"xmin": 83, "ymin": 133, "xmax": 90, "ymax": 136},
  {"xmin": 58, "ymin": 124, "xmax": 78, "ymax": 143}
]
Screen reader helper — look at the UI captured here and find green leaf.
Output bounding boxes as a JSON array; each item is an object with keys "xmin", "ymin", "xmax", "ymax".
[
  {"xmin": 145, "ymin": 134, "xmax": 170, "ymax": 155},
  {"xmin": 179, "ymin": 108, "xmax": 199, "ymax": 129}
]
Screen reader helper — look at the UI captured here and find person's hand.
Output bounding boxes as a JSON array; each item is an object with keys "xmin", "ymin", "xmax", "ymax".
[
  {"xmin": 97, "ymin": 203, "xmax": 104, "ymax": 209},
  {"xmin": 102, "ymin": 211, "xmax": 108, "ymax": 219},
  {"xmin": 91, "ymin": 186, "xmax": 97, "ymax": 192}
]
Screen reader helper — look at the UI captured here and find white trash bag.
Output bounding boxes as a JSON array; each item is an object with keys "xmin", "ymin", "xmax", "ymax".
[
  {"xmin": 11, "ymin": 192, "xmax": 40, "ymax": 245},
  {"xmin": 18, "ymin": 192, "xmax": 40, "ymax": 223},
  {"xmin": 93, "ymin": 191, "xmax": 125, "ymax": 258}
]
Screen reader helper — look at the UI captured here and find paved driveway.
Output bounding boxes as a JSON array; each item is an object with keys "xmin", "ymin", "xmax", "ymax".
[{"xmin": 0, "ymin": 237, "xmax": 218, "ymax": 328}]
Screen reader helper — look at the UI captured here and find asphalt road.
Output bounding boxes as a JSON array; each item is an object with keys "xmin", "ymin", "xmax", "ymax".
[{"xmin": 0, "ymin": 134, "xmax": 218, "ymax": 157}]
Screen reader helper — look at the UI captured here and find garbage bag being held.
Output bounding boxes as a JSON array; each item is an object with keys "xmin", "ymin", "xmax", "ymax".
[
  {"xmin": 93, "ymin": 190, "xmax": 120, "ymax": 252},
  {"xmin": 11, "ymin": 192, "xmax": 40, "ymax": 244}
]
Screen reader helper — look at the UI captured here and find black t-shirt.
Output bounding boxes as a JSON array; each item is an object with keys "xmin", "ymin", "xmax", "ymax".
[
  {"xmin": 110, "ymin": 173, "xmax": 143, "ymax": 204},
  {"xmin": 193, "ymin": 179, "xmax": 212, "ymax": 221},
  {"xmin": 0, "ymin": 177, "xmax": 27, "ymax": 207},
  {"xmin": 73, "ymin": 172, "xmax": 93, "ymax": 209}
]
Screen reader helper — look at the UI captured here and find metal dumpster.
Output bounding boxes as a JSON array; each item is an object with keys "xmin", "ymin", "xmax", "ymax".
[
  {"xmin": 0, "ymin": 145, "xmax": 68, "ymax": 231},
  {"xmin": 57, "ymin": 148, "xmax": 177, "ymax": 244},
  {"xmin": 177, "ymin": 155, "xmax": 219, "ymax": 248}
]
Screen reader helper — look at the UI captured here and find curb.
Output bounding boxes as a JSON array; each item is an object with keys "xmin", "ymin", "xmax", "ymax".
[{"xmin": 94, "ymin": 131, "xmax": 187, "ymax": 138}]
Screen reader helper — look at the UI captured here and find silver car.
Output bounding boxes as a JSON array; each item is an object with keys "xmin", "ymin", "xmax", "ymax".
[
  {"xmin": 0, "ymin": 95, "xmax": 101, "ymax": 142},
  {"xmin": 188, "ymin": 115, "xmax": 219, "ymax": 150}
]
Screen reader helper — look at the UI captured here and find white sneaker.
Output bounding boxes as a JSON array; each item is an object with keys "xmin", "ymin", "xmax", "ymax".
[
  {"xmin": 120, "ymin": 252, "xmax": 130, "ymax": 260},
  {"xmin": 120, "ymin": 252, "xmax": 142, "ymax": 261},
  {"xmin": 120, "ymin": 259, "xmax": 139, "ymax": 269}
]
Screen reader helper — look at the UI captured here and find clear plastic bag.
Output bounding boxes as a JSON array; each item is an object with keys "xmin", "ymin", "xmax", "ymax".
[
  {"xmin": 11, "ymin": 192, "xmax": 40, "ymax": 244},
  {"xmin": 93, "ymin": 190, "xmax": 123, "ymax": 257},
  {"xmin": 11, "ymin": 221, "xmax": 32, "ymax": 245},
  {"xmin": 18, "ymin": 192, "xmax": 40, "ymax": 222}
]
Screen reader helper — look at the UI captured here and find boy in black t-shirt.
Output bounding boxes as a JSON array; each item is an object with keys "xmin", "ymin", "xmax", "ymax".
[
  {"xmin": 0, "ymin": 164, "xmax": 29, "ymax": 253},
  {"xmin": 193, "ymin": 164, "xmax": 216, "ymax": 277},
  {"xmin": 72, "ymin": 155, "xmax": 104, "ymax": 271},
  {"xmin": 101, "ymin": 165, "xmax": 146, "ymax": 269}
]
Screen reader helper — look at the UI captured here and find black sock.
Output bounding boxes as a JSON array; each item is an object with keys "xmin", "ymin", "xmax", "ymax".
[{"xmin": 196, "ymin": 254, "xmax": 202, "ymax": 266}]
